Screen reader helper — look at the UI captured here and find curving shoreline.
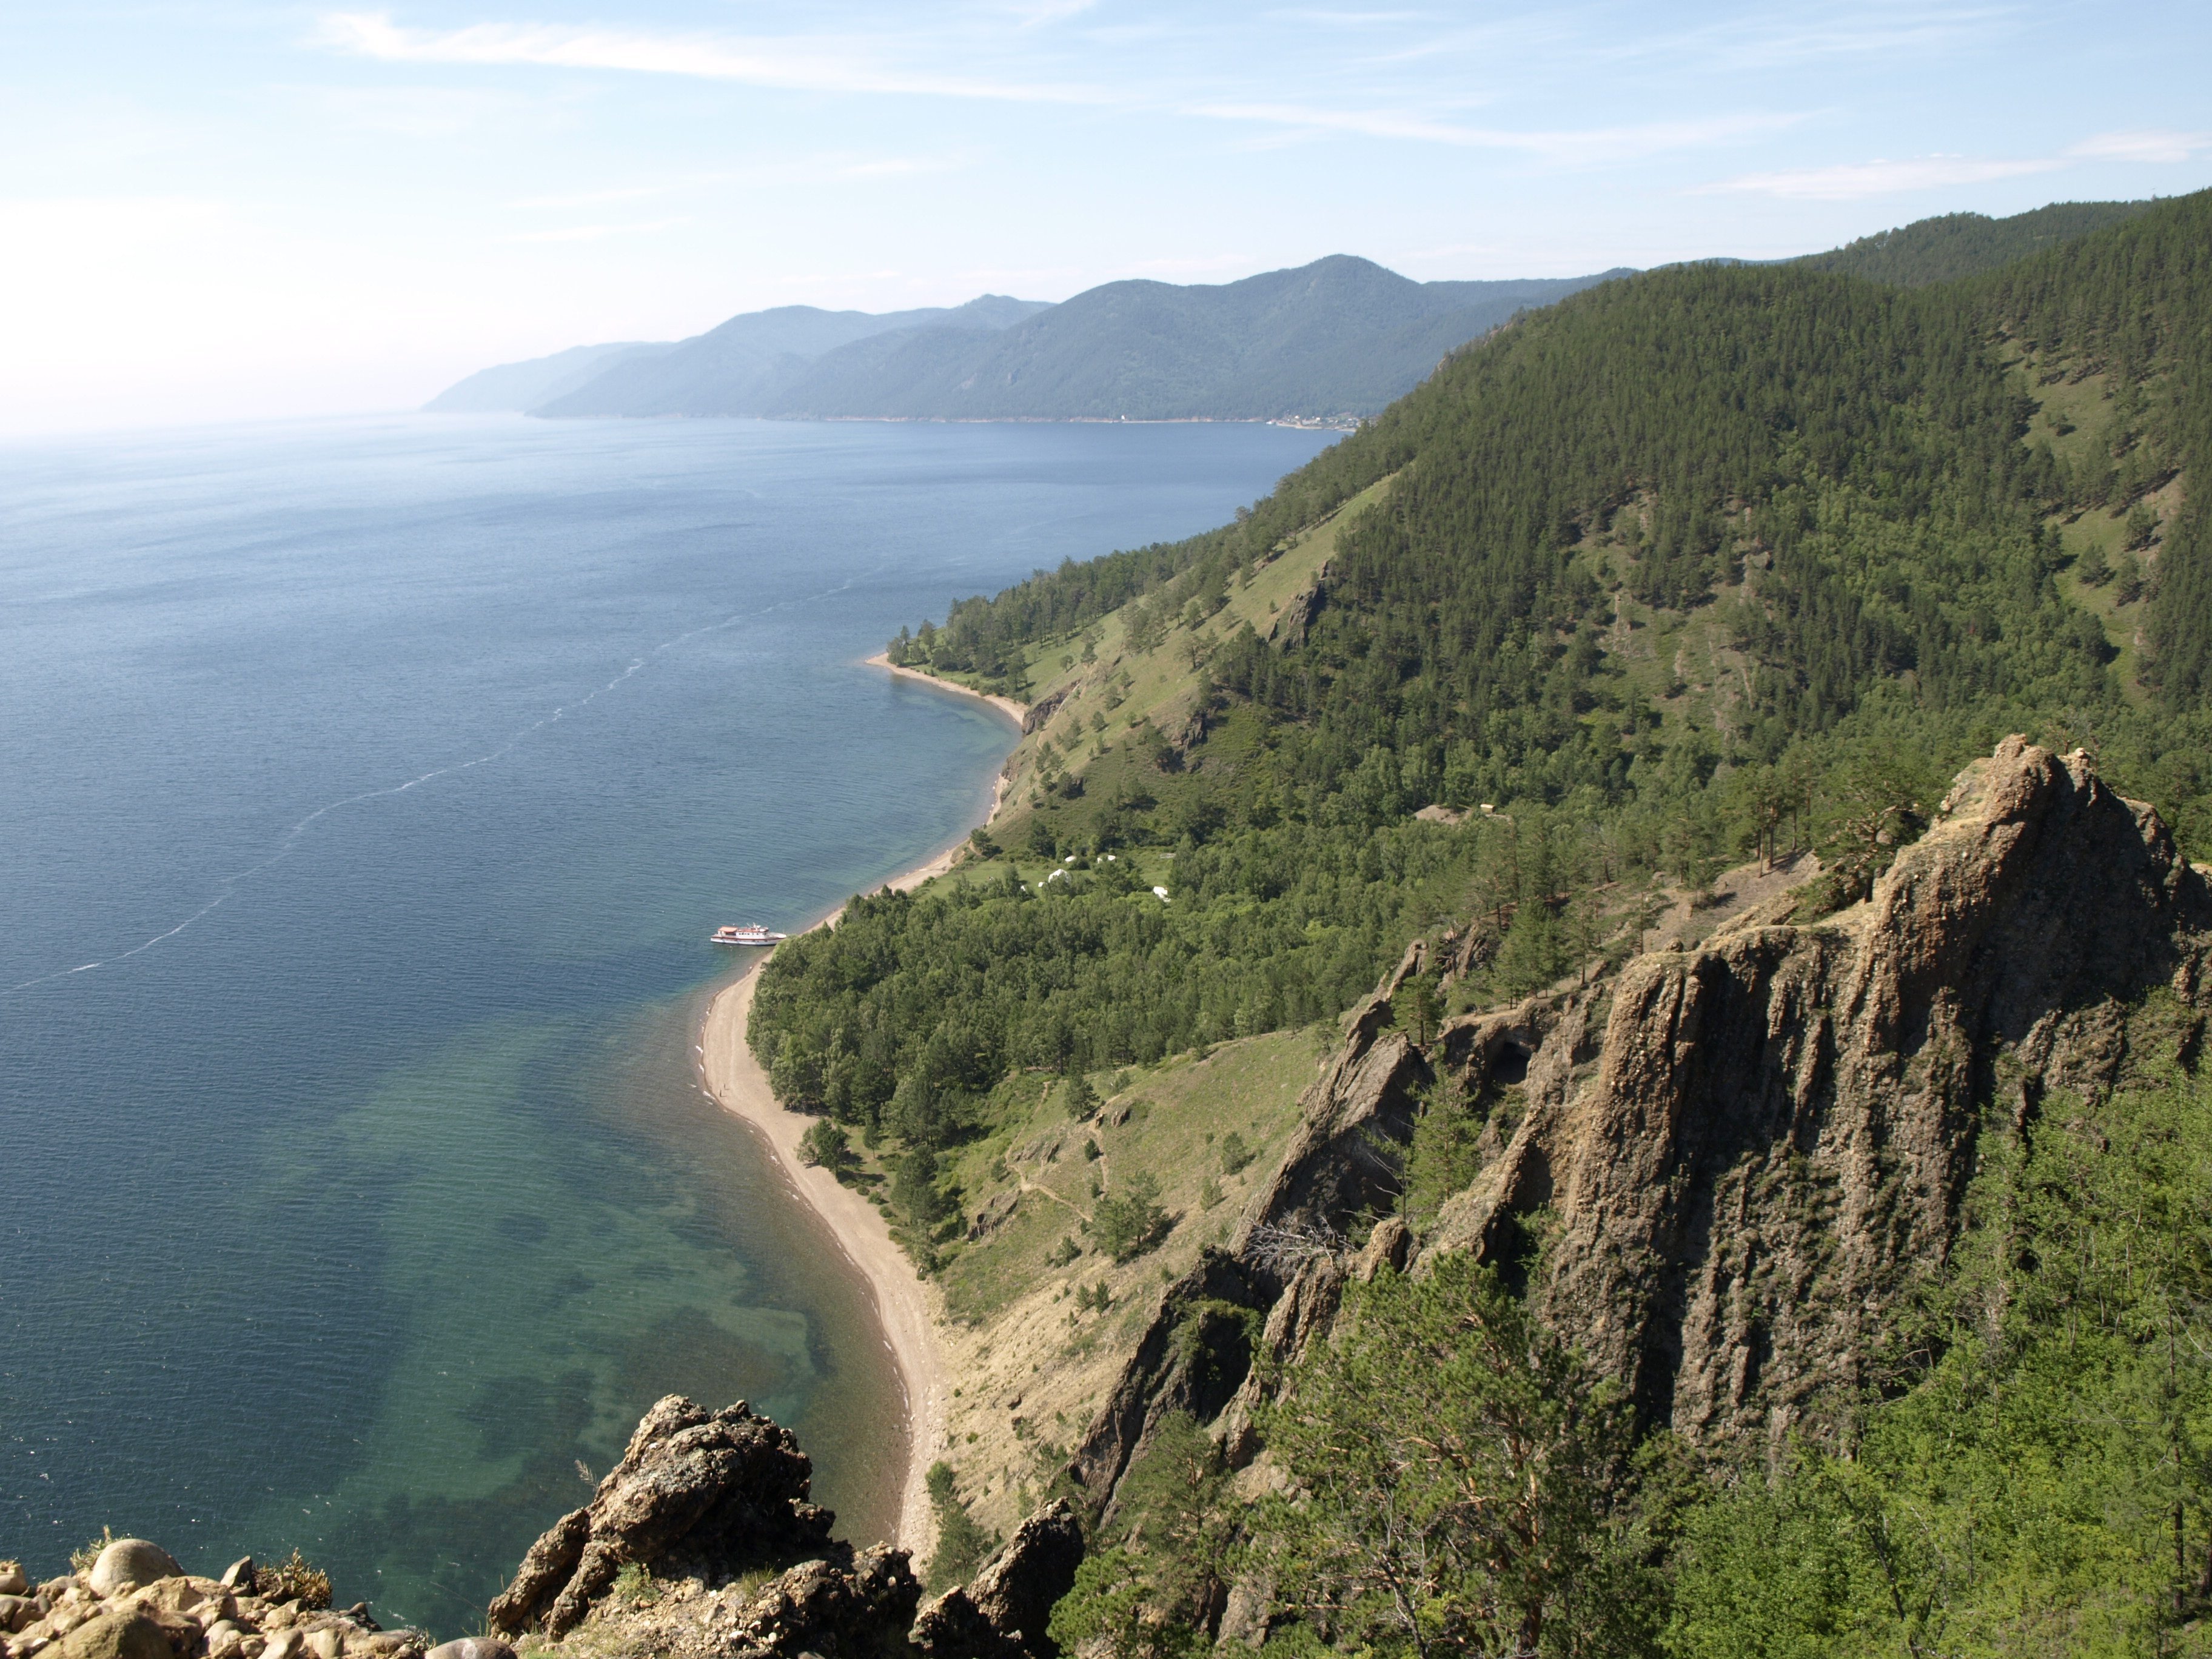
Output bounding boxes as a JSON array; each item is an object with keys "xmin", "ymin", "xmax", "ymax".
[
  {"xmin": 865, "ymin": 650, "xmax": 1030, "ymax": 725},
  {"xmin": 695, "ymin": 655, "xmax": 1020, "ymax": 1557}
]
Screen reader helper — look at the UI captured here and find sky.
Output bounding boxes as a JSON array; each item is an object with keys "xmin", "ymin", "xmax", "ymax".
[{"xmin": 3, "ymin": 1, "xmax": 2208, "ymax": 435}]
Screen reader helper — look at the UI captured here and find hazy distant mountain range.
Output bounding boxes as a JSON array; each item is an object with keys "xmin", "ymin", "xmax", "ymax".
[
  {"xmin": 429, "ymin": 204, "xmax": 2153, "ymax": 425},
  {"xmin": 426, "ymin": 256, "xmax": 1627, "ymax": 423}
]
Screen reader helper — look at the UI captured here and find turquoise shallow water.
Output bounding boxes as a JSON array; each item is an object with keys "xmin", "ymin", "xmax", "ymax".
[{"xmin": 0, "ymin": 412, "xmax": 1333, "ymax": 1631}]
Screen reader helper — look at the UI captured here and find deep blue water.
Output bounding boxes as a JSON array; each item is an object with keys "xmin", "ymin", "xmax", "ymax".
[{"xmin": 0, "ymin": 413, "xmax": 1333, "ymax": 1629}]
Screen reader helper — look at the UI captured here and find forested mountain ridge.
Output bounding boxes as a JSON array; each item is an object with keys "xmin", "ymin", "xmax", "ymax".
[
  {"xmin": 427, "ymin": 199, "xmax": 2150, "ymax": 424},
  {"xmin": 748, "ymin": 188, "xmax": 2212, "ymax": 1652},
  {"xmin": 894, "ymin": 187, "xmax": 2209, "ymax": 826},
  {"xmin": 1797, "ymin": 195, "xmax": 2154, "ymax": 286},
  {"xmin": 512, "ymin": 296, "xmax": 1048, "ymax": 418},
  {"xmin": 421, "ymin": 259, "xmax": 1624, "ymax": 421},
  {"xmin": 751, "ymin": 257, "xmax": 1624, "ymax": 421}
]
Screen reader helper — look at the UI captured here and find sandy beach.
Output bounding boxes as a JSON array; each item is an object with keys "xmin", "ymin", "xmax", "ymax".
[
  {"xmin": 866, "ymin": 650, "xmax": 1030, "ymax": 726},
  {"xmin": 696, "ymin": 655, "xmax": 1022, "ymax": 1557}
]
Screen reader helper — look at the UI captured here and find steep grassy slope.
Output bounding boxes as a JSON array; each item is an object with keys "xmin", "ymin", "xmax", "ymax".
[{"xmin": 924, "ymin": 1031, "xmax": 1319, "ymax": 1542}]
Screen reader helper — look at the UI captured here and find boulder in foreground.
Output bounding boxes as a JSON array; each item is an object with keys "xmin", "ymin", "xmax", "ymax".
[{"xmin": 488, "ymin": 1395, "xmax": 925, "ymax": 1659}]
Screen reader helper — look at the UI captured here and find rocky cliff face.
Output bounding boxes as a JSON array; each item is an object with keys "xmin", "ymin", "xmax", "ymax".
[
  {"xmin": 910, "ymin": 1501, "xmax": 1084, "ymax": 1659},
  {"xmin": 1496, "ymin": 737, "xmax": 2210, "ymax": 1452},
  {"xmin": 1067, "ymin": 738, "xmax": 2212, "ymax": 1512}
]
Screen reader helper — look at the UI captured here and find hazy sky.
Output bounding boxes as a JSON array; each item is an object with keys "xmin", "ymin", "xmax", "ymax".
[{"xmin": 5, "ymin": 1, "xmax": 2208, "ymax": 434}]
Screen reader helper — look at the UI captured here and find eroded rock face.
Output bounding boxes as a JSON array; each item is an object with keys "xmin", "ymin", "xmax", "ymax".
[
  {"xmin": 1068, "ymin": 739, "xmax": 2212, "ymax": 1518},
  {"xmin": 1467, "ymin": 739, "xmax": 2212, "ymax": 1452},
  {"xmin": 1068, "ymin": 943, "xmax": 1436, "ymax": 1507},
  {"xmin": 725, "ymin": 1547, "xmax": 919, "ymax": 1659},
  {"xmin": 911, "ymin": 1500, "xmax": 1083, "ymax": 1659},
  {"xmin": 489, "ymin": 1396, "xmax": 833, "ymax": 1639},
  {"xmin": 486, "ymin": 1396, "xmax": 924, "ymax": 1659}
]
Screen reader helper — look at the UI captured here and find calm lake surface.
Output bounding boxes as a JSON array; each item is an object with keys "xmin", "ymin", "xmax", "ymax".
[{"xmin": 0, "ymin": 413, "xmax": 1334, "ymax": 1630}]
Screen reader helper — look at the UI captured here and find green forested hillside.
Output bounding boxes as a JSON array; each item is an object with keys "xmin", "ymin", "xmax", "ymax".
[
  {"xmin": 1799, "ymin": 196, "xmax": 2153, "ymax": 286},
  {"xmin": 757, "ymin": 189, "xmax": 2212, "ymax": 1651},
  {"xmin": 813, "ymin": 192, "xmax": 2212, "ymax": 1161}
]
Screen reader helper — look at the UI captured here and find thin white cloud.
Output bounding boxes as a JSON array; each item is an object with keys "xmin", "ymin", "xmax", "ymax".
[
  {"xmin": 1708, "ymin": 126, "xmax": 2212, "ymax": 200},
  {"xmin": 1268, "ymin": 8, "xmax": 1433, "ymax": 21},
  {"xmin": 1691, "ymin": 9, "xmax": 2008, "ymax": 71},
  {"xmin": 510, "ymin": 180, "xmax": 702, "ymax": 211},
  {"xmin": 500, "ymin": 216, "xmax": 689, "ymax": 244},
  {"xmin": 508, "ymin": 153, "xmax": 964, "ymax": 210},
  {"xmin": 1705, "ymin": 154, "xmax": 2059, "ymax": 200},
  {"xmin": 317, "ymin": 12, "xmax": 1110, "ymax": 105},
  {"xmin": 2068, "ymin": 129, "xmax": 2212, "ymax": 164},
  {"xmin": 1566, "ymin": 1, "xmax": 2014, "ymax": 75},
  {"xmin": 999, "ymin": 0, "xmax": 1098, "ymax": 25},
  {"xmin": 1193, "ymin": 102, "xmax": 1795, "ymax": 163}
]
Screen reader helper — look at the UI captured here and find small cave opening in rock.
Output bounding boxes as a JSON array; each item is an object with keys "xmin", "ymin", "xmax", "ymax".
[{"xmin": 1490, "ymin": 1037, "xmax": 1532, "ymax": 1085}]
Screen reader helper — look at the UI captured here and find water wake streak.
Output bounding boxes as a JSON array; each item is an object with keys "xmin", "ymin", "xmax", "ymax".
[{"xmin": 5, "ymin": 569, "xmax": 873, "ymax": 997}]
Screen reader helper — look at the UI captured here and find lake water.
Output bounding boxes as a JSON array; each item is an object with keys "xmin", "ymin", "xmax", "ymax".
[{"xmin": 0, "ymin": 413, "xmax": 1333, "ymax": 1630}]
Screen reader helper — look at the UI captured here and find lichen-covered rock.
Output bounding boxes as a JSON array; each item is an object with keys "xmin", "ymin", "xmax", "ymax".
[
  {"xmin": 0, "ymin": 1543, "xmax": 404, "ymax": 1659},
  {"xmin": 725, "ymin": 1546, "xmax": 919, "ymax": 1658},
  {"xmin": 488, "ymin": 1396, "xmax": 834, "ymax": 1639},
  {"xmin": 421, "ymin": 1640, "xmax": 513, "ymax": 1659},
  {"xmin": 85, "ymin": 1547, "xmax": 179, "ymax": 1604},
  {"xmin": 521, "ymin": 1544, "xmax": 920, "ymax": 1659},
  {"xmin": 48, "ymin": 1613, "xmax": 170, "ymax": 1659},
  {"xmin": 910, "ymin": 1500, "xmax": 1082, "ymax": 1659}
]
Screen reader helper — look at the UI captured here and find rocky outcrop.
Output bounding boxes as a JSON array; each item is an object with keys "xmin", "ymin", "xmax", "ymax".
[
  {"xmin": 1021, "ymin": 689, "xmax": 1069, "ymax": 736},
  {"xmin": 0, "ymin": 1543, "xmax": 420, "ymax": 1659},
  {"xmin": 714, "ymin": 1549, "xmax": 918, "ymax": 1659},
  {"xmin": 1066, "ymin": 1250, "xmax": 1267, "ymax": 1510},
  {"xmin": 487, "ymin": 1396, "xmax": 922, "ymax": 1659},
  {"xmin": 1066, "ymin": 739, "xmax": 2212, "ymax": 1509},
  {"xmin": 910, "ymin": 1501, "xmax": 1084, "ymax": 1659},
  {"xmin": 1068, "ymin": 941, "xmax": 1435, "ymax": 1508},
  {"xmin": 490, "ymin": 1396, "xmax": 834, "ymax": 1638},
  {"xmin": 1507, "ymin": 738, "xmax": 2211, "ymax": 1451},
  {"xmin": 1267, "ymin": 567, "xmax": 1328, "ymax": 649}
]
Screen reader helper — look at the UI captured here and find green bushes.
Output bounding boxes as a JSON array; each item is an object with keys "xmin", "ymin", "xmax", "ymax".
[
  {"xmin": 1090, "ymin": 1173, "xmax": 1170, "ymax": 1263},
  {"xmin": 1667, "ymin": 1062, "xmax": 2212, "ymax": 1655},
  {"xmin": 1247, "ymin": 1256, "xmax": 1660, "ymax": 1657},
  {"xmin": 922, "ymin": 1461, "xmax": 999, "ymax": 1592},
  {"xmin": 796, "ymin": 1118, "xmax": 851, "ymax": 1170}
]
